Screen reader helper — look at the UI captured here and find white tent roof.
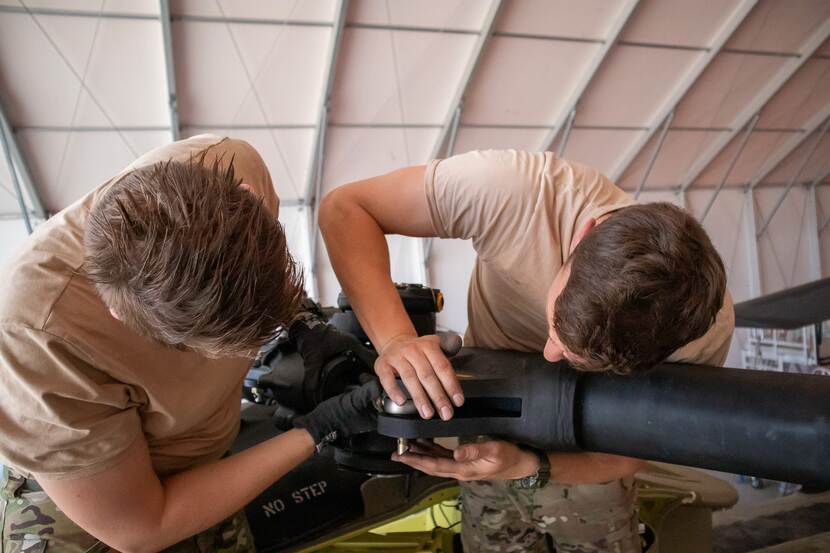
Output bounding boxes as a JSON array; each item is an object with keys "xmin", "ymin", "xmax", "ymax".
[{"xmin": 1, "ymin": 0, "xmax": 830, "ymax": 353}]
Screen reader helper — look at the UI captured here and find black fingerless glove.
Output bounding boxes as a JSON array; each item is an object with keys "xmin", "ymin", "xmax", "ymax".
[{"xmin": 292, "ymin": 379, "xmax": 382, "ymax": 451}]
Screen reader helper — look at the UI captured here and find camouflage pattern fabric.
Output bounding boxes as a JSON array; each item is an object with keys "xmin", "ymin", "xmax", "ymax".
[
  {"xmin": 1, "ymin": 466, "xmax": 256, "ymax": 552},
  {"xmin": 460, "ymin": 477, "xmax": 640, "ymax": 553}
]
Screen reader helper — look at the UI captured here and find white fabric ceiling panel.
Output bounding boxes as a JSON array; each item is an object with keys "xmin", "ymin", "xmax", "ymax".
[
  {"xmin": 617, "ymin": 130, "xmax": 725, "ymax": 190},
  {"xmin": 635, "ymin": 190, "xmax": 683, "ymax": 205},
  {"xmin": 693, "ymin": 131, "xmax": 800, "ymax": 187},
  {"xmin": 329, "ymin": 29, "xmax": 477, "ymax": 124},
  {"xmin": 430, "ymin": 238, "xmax": 476, "ymax": 335},
  {"xmin": 724, "ymin": 0, "xmax": 830, "ymax": 53},
  {"xmin": 758, "ymin": 58, "xmax": 830, "ymax": 130},
  {"xmin": 174, "ymin": 22, "xmax": 330, "ymax": 126},
  {"xmin": 687, "ymin": 188, "xmax": 751, "ymax": 295},
  {"xmin": 0, "ymin": 0, "xmax": 159, "ymax": 16},
  {"xmin": 16, "ymin": 129, "xmax": 170, "ymax": 212},
  {"xmin": 461, "ymin": 37, "xmax": 601, "ymax": 125},
  {"xmin": 321, "ymin": 127, "xmax": 439, "ymax": 193},
  {"xmin": 181, "ymin": 128, "xmax": 313, "ymax": 202},
  {"xmin": 685, "ymin": 187, "xmax": 751, "ymax": 367},
  {"xmin": 574, "ymin": 45, "xmax": 702, "ymax": 127},
  {"xmin": 760, "ymin": 131, "xmax": 830, "ymax": 186},
  {"xmin": 453, "ymin": 127, "xmax": 548, "ymax": 154},
  {"xmin": 620, "ymin": 0, "xmax": 745, "ymax": 48},
  {"xmin": 348, "ymin": 0, "xmax": 488, "ymax": 31},
  {"xmin": 0, "ymin": 13, "xmax": 168, "ymax": 127},
  {"xmin": 672, "ymin": 52, "xmax": 788, "ymax": 128},
  {"xmin": 171, "ymin": 0, "xmax": 336, "ymax": 23},
  {"xmin": 564, "ymin": 129, "xmax": 645, "ymax": 180},
  {"xmin": 496, "ymin": 0, "xmax": 629, "ymax": 40},
  {"xmin": 755, "ymin": 185, "xmax": 815, "ymax": 292}
]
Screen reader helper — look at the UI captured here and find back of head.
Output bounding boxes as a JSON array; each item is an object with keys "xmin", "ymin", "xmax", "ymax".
[
  {"xmin": 84, "ymin": 157, "xmax": 304, "ymax": 358},
  {"xmin": 554, "ymin": 202, "xmax": 726, "ymax": 374}
]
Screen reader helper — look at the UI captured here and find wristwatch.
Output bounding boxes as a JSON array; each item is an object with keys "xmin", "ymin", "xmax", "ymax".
[{"xmin": 511, "ymin": 446, "xmax": 551, "ymax": 490}]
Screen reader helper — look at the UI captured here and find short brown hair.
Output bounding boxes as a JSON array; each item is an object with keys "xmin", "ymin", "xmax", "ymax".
[
  {"xmin": 554, "ymin": 202, "xmax": 726, "ymax": 374},
  {"xmin": 84, "ymin": 157, "xmax": 304, "ymax": 358}
]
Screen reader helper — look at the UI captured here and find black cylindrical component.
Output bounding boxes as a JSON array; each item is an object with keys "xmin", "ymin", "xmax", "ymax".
[{"xmin": 577, "ymin": 363, "xmax": 830, "ymax": 486}]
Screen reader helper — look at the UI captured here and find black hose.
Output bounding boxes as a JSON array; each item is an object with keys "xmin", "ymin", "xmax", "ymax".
[
  {"xmin": 577, "ymin": 363, "xmax": 830, "ymax": 486},
  {"xmin": 377, "ymin": 349, "xmax": 830, "ymax": 486}
]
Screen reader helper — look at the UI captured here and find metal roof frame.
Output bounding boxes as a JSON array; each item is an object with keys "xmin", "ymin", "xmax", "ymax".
[
  {"xmin": 610, "ymin": 0, "xmax": 758, "ymax": 181},
  {"xmin": 419, "ymin": 0, "xmax": 504, "ymax": 282},
  {"xmin": 0, "ymin": 96, "xmax": 46, "ymax": 222},
  {"xmin": 679, "ymin": 19, "xmax": 830, "ymax": 192},
  {"xmin": 159, "ymin": 0, "xmax": 180, "ymax": 141},
  {"xmin": 305, "ymin": 0, "xmax": 350, "ymax": 299},
  {"xmin": 539, "ymin": 0, "xmax": 640, "ymax": 152}
]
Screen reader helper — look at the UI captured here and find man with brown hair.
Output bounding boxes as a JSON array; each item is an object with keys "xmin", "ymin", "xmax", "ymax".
[
  {"xmin": 0, "ymin": 135, "xmax": 380, "ymax": 552},
  {"xmin": 320, "ymin": 149, "xmax": 734, "ymax": 552}
]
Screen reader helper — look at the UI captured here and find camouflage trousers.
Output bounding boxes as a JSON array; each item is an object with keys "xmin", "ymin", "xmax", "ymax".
[
  {"xmin": 460, "ymin": 477, "xmax": 640, "ymax": 553},
  {"xmin": 0, "ymin": 465, "xmax": 256, "ymax": 553}
]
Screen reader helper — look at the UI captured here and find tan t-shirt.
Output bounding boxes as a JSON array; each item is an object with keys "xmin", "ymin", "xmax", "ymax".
[
  {"xmin": 424, "ymin": 149, "xmax": 734, "ymax": 364},
  {"xmin": 0, "ymin": 134, "xmax": 279, "ymax": 479}
]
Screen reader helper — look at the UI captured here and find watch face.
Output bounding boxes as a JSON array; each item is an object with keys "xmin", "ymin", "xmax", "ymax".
[{"xmin": 516, "ymin": 476, "xmax": 538, "ymax": 489}]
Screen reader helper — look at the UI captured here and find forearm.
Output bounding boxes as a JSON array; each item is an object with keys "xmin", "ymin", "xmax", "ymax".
[
  {"xmin": 320, "ymin": 193, "xmax": 416, "ymax": 349},
  {"xmin": 547, "ymin": 451, "xmax": 646, "ymax": 485},
  {"xmin": 147, "ymin": 429, "xmax": 314, "ymax": 551}
]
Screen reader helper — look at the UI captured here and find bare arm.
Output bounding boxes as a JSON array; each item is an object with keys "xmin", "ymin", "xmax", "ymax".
[
  {"xmin": 38, "ymin": 429, "xmax": 314, "ymax": 553},
  {"xmin": 547, "ymin": 452, "xmax": 647, "ymax": 484},
  {"xmin": 319, "ymin": 166, "xmax": 464, "ymax": 420}
]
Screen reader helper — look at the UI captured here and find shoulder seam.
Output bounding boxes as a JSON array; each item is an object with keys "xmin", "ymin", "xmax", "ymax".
[{"xmin": 0, "ymin": 319, "xmax": 104, "ymax": 369}]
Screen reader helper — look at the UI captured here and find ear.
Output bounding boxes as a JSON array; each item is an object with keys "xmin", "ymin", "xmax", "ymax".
[
  {"xmin": 239, "ymin": 182, "xmax": 254, "ymax": 193},
  {"xmin": 570, "ymin": 218, "xmax": 596, "ymax": 254},
  {"xmin": 108, "ymin": 306, "xmax": 121, "ymax": 321}
]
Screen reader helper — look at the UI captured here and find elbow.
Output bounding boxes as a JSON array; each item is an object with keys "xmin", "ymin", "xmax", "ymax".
[{"xmin": 318, "ymin": 187, "xmax": 350, "ymax": 237}]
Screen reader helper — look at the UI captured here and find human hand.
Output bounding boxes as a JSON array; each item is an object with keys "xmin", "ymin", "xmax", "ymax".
[
  {"xmin": 292, "ymin": 379, "xmax": 381, "ymax": 450},
  {"xmin": 376, "ymin": 333, "xmax": 463, "ymax": 421},
  {"xmin": 392, "ymin": 439, "xmax": 540, "ymax": 481},
  {"xmin": 290, "ymin": 320, "xmax": 378, "ymax": 409}
]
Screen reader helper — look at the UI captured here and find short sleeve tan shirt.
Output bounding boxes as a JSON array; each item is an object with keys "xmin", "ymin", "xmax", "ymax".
[
  {"xmin": 0, "ymin": 135, "xmax": 279, "ymax": 479},
  {"xmin": 424, "ymin": 149, "xmax": 734, "ymax": 365}
]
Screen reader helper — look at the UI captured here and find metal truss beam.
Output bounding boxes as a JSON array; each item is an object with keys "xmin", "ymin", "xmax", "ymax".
[
  {"xmin": 0, "ymin": 4, "xmax": 157, "ymax": 20},
  {"xmin": 159, "ymin": 0, "xmax": 180, "ymax": 140},
  {"xmin": 756, "ymin": 117, "xmax": 830, "ymax": 238},
  {"xmin": 700, "ymin": 114, "xmax": 759, "ymax": 222},
  {"xmin": 347, "ymin": 22, "xmax": 476, "ymax": 35},
  {"xmin": 805, "ymin": 183, "xmax": 822, "ymax": 280},
  {"xmin": 172, "ymin": 14, "xmax": 332, "ymax": 28},
  {"xmin": 427, "ymin": 0, "xmax": 504, "ymax": 162},
  {"xmin": 743, "ymin": 188, "xmax": 763, "ymax": 297},
  {"xmin": 555, "ymin": 109, "xmax": 576, "ymax": 155},
  {"xmin": 611, "ymin": 0, "xmax": 757, "ymax": 181},
  {"xmin": 540, "ymin": 0, "xmax": 640, "ymax": 152},
  {"xmin": 0, "ymin": 116, "xmax": 32, "ymax": 233},
  {"xmin": 810, "ymin": 166, "xmax": 830, "ymax": 233},
  {"xmin": 748, "ymin": 106, "xmax": 830, "ymax": 190},
  {"xmin": 679, "ymin": 18, "xmax": 830, "ymax": 191},
  {"xmin": 634, "ymin": 111, "xmax": 673, "ymax": 199},
  {"xmin": 305, "ymin": 0, "xmax": 349, "ymax": 299},
  {"xmin": 0, "ymin": 98, "xmax": 46, "ymax": 222},
  {"xmin": 420, "ymin": 0, "xmax": 504, "ymax": 283}
]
